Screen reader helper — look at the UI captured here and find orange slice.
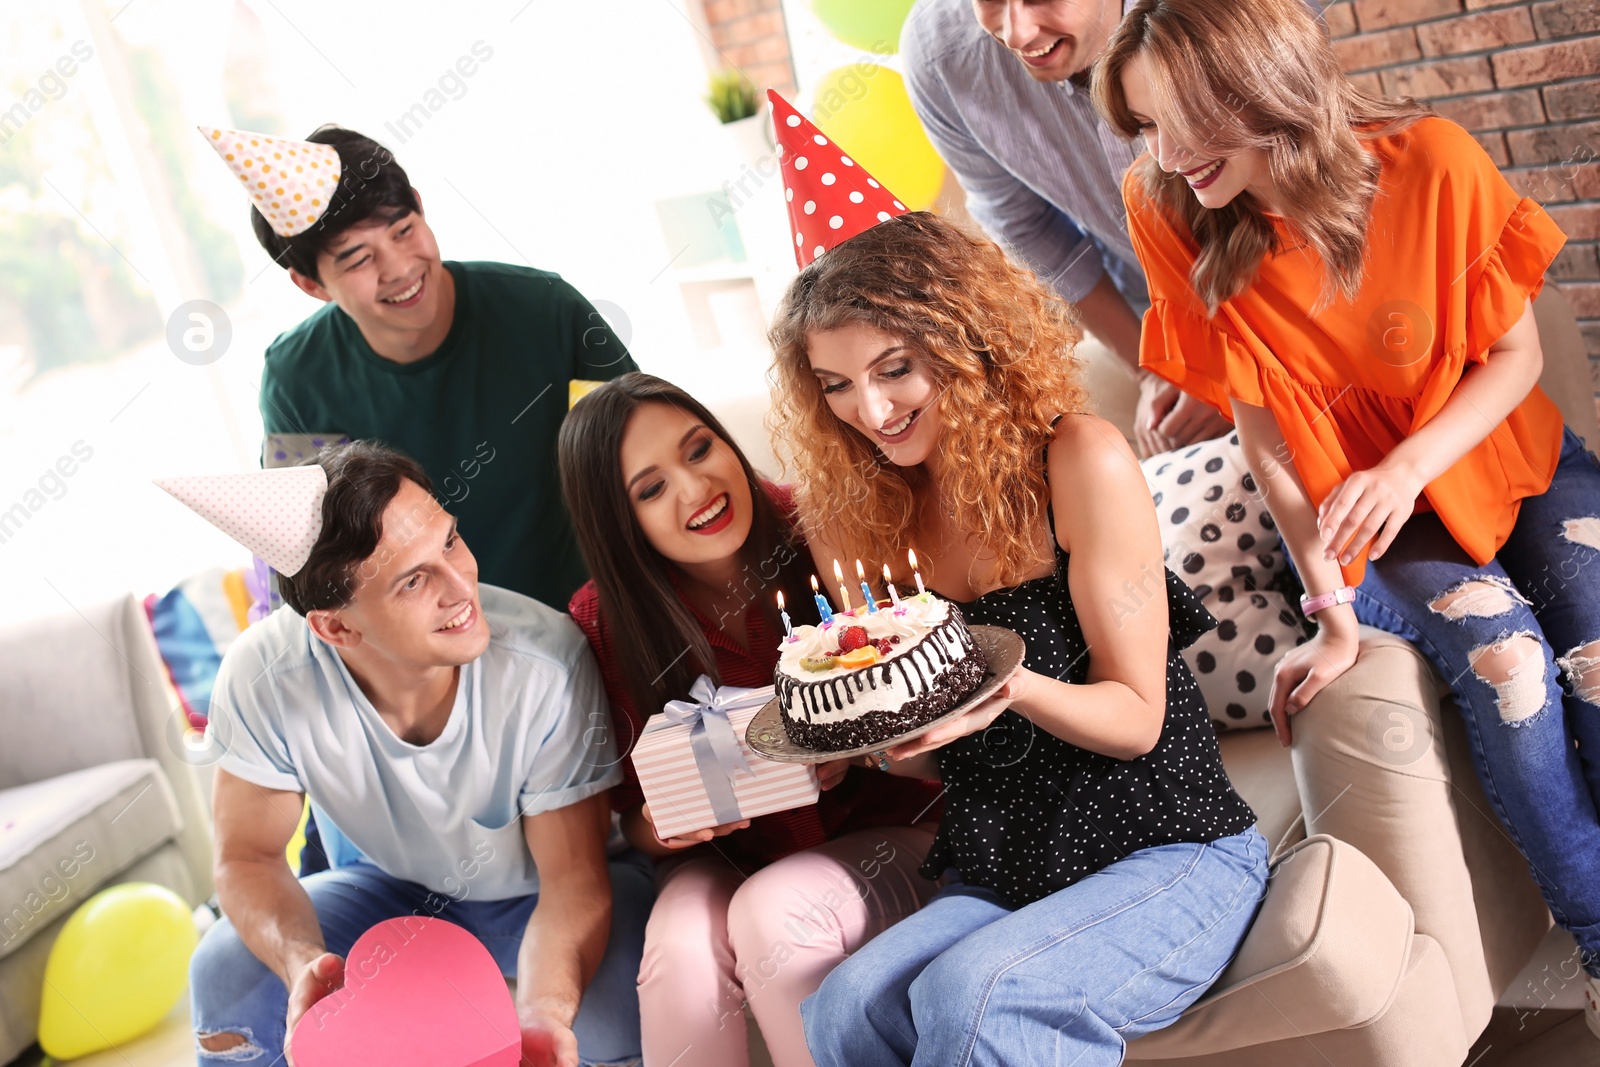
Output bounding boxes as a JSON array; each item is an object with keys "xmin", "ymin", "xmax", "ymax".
[{"xmin": 836, "ymin": 646, "xmax": 881, "ymax": 669}]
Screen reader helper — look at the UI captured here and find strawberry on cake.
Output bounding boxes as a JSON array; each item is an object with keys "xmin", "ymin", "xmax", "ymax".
[{"xmin": 774, "ymin": 593, "xmax": 988, "ymax": 751}]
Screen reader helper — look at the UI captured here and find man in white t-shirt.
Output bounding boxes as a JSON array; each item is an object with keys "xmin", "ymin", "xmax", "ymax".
[{"xmin": 174, "ymin": 442, "xmax": 649, "ymax": 1067}]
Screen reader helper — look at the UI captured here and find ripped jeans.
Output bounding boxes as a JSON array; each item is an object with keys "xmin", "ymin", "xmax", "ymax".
[{"xmin": 1345, "ymin": 425, "xmax": 1600, "ymax": 976}]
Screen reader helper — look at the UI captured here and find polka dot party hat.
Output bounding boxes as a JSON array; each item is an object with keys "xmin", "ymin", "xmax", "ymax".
[
  {"xmin": 198, "ymin": 126, "xmax": 341, "ymax": 238},
  {"xmin": 156, "ymin": 466, "xmax": 328, "ymax": 576},
  {"xmin": 769, "ymin": 89, "xmax": 909, "ymax": 270}
]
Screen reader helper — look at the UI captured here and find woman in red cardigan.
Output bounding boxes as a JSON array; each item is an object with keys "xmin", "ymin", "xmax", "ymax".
[{"xmin": 560, "ymin": 372, "xmax": 943, "ymax": 1067}]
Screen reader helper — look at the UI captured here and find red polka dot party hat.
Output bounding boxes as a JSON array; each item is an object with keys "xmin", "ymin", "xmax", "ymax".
[
  {"xmin": 156, "ymin": 466, "xmax": 327, "ymax": 577},
  {"xmin": 198, "ymin": 126, "xmax": 342, "ymax": 238},
  {"xmin": 769, "ymin": 89, "xmax": 909, "ymax": 270}
]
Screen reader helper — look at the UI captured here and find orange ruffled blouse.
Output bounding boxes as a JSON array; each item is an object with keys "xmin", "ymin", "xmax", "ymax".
[{"xmin": 1126, "ymin": 117, "xmax": 1567, "ymax": 587}]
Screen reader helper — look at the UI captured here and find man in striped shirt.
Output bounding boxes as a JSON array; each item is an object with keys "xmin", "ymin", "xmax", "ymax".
[{"xmin": 903, "ymin": 0, "xmax": 1234, "ymax": 456}]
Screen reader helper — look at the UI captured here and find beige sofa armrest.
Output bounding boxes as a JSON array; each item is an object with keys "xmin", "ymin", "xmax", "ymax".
[
  {"xmin": 114, "ymin": 594, "xmax": 215, "ymax": 903},
  {"xmin": 1079, "ymin": 334, "xmax": 1141, "ymax": 448},
  {"xmin": 1288, "ymin": 626, "xmax": 1549, "ymax": 1038},
  {"xmin": 1127, "ymin": 836, "xmax": 1413, "ymax": 1059}
]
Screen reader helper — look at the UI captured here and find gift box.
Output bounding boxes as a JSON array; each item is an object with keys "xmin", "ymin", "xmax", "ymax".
[{"xmin": 631, "ymin": 676, "xmax": 820, "ymax": 839}]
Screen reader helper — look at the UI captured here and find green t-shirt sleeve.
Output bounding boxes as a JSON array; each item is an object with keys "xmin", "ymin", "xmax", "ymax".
[
  {"xmin": 556, "ymin": 279, "xmax": 638, "ymax": 381},
  {"xmin": 258, "ymin": 353, "xmax": 310, "ymax": 437}
]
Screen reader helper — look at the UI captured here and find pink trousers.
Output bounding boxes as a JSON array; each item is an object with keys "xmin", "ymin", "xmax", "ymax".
[{"xmin": 636, "ymin": 824, "xmax": 938, "ymax": 1067}]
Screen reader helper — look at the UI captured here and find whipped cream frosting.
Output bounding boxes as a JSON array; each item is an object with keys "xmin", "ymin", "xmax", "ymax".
[
  {"xmin": 776, "ymin": 594, "xmax": 949, "ymax": 680},
  {"xmin": 775, "ymin": 595, "xmax": 978, "ymax": 727}
]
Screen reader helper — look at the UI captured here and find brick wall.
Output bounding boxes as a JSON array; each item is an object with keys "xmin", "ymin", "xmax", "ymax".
[
  {"xmin": 1324, "ymin": 0, "xmax": 1600, "ymax": 398},
  {"xmin": 700, "ymin": 0, "xmax": 797, "ymax": 99}
]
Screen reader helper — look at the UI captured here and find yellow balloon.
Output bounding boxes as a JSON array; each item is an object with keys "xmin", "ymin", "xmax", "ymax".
[
  {"xmin": 286, "ymin": 795, "xmax": 311, "ymax": 871},
  {"xmin": 811, "ymin": 65, "xmax": 945, "ymax": 213},
  {"xmin": 570, "ymin": 379, "xmax": 606, "ymax": 408},
  {"xmin": 38, "ymin": 882, "xmax": 198, "ymax": 1060}
]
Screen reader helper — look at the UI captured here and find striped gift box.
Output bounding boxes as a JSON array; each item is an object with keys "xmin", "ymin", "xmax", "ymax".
[{"xmin": 631, "ymin": 679, "xmax": 819, "ymax": 840}]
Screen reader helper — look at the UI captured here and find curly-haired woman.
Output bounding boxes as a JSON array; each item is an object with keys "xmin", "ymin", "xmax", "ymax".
[
  {"xmin": 768, "ymin": 211, "xmax": 1266, "ymax": 1066},
  {"xmin": 1093, "ymin": 0, "xmax": 1600, "ymax": 1008}
]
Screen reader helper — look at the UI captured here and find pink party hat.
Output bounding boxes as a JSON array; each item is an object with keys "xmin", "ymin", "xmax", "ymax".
[
  {"xmin": 769, "ymin": 89, "xmax": 908, "ymax": 270},
  {"xmin": 198, "ymin": 127, "xmax": 342, "ymax": 237},
  {"xmin": 156, "ymin": 466, "xmax": 327, "ymax": 576}
]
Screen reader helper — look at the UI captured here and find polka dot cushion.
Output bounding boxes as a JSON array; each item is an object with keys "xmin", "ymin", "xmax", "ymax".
[{"xmin": 1140, "ymin": 433, "xmax": 1312, "ymax": 731}]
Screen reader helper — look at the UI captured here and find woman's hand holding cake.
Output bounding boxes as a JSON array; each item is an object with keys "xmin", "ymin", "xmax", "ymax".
[{"xmin": 884, "ymin": 675, "xmax": 1023, "ymax": 763}]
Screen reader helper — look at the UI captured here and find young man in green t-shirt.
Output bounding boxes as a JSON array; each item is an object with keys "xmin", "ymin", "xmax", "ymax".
[
  {"xmin": 223, "ymin": 124, "xmax": 639, "ymax": 611},
  {"xmin": 203, "ymin": 123, "xmax": 640, "ymax": 879}
]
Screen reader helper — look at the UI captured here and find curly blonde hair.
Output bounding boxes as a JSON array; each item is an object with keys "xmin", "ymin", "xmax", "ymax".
[{"xmin": 769, "ymin": 212, "xmax": 1088, "ymax": 589}]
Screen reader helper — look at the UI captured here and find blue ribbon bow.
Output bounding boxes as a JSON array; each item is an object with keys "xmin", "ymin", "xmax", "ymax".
[{"xmin": 659, "ymin": 676, "xmax": 773, "ymax": 825}]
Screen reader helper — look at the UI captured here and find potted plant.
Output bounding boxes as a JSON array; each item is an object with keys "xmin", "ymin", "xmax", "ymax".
[
  {"xmin": 706, "ymin": 68, "xmax": 758, "ymax": 123},
  {"xmin": 705, "ymin": 69, "xmax": 769, "ymax": 169}
]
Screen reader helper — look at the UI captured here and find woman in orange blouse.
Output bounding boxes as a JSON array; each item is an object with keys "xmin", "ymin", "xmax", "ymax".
[{"xmin": 1094, "ymin": 0, "xmax": 1600, "ymax": 998}]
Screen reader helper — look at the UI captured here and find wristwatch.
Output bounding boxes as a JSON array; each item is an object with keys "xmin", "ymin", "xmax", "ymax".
[{"xmin": 1300, "ymin": 585, "xmax": 1357, "ymax": 617}]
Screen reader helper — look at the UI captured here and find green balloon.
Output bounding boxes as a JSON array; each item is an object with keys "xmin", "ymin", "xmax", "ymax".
[{"xmin": 810, "ymin": 0, "xmax": 918, "ymax": 54}]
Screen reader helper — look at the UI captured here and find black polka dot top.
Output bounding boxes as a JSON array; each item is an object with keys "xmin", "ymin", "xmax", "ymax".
[{"xmin": 921, "ymin": 492, "xmax": 1257, "ymax": 907}]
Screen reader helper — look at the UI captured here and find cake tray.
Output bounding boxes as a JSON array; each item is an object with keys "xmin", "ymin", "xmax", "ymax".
[{"xmin": 745, "ymin": 625, "xmax": 1025, "ymax": 765}]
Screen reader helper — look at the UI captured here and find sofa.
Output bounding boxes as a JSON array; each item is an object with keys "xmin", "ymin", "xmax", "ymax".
[
  {"xmin": 713, "ymin": 284, "xmax": 1594, "ymax": 1066},
  {"xmin": 0, "ymin": 593, "xmax": 215, "ymax": 1063}
]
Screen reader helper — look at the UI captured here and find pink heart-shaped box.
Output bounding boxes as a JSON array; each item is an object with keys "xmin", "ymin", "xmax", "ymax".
[{"xmin": 289, "ymin": 917, "xmax": 520, "ymax": 1067}]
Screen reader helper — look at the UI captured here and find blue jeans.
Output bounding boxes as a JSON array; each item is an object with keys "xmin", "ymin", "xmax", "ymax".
[
  {"xmin": 190, "ymin": 853, "xmax": 654, "ymax": 1066},
  {"xmin": 1326, "ymin": 425, "xmax": 1600, "ymax": 976},
  {"xmin": 800, "ymin": 827, "xmax": 1267, "ymax": 1067}
]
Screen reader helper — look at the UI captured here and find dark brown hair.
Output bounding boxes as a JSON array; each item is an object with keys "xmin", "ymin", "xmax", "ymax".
[
  {"xmin": 1092, "ymin": 0, "xmax": 1431, "ymax": 312},
  {"xmin": 559, "ymin": 373, "xmax": 810, "ymax": 717},
  {"xmin": 278, "ymin": 441, "xmax": 435, "ymax": 616},
  {"xmin": 768, "ymin": 212, "xmax": 1087, "ymax": 588}
]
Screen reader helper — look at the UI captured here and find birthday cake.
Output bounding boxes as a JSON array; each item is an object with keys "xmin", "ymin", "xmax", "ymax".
[{"xmin": 774, "ymin": 593, "xmax": 988, "ymax": 751}]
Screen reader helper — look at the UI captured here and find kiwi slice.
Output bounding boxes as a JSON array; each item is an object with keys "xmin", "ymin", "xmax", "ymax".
[{"xmin": 799, "ymin": 654, "xmax": 839, "ymax": 672}]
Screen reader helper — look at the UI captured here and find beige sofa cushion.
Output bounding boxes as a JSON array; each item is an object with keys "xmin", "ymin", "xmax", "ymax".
[
  {"xmin": 0, "ymin": 759, "xmax": 183, "ymax": 961},
  {"xmin": 0, "ymin": 612, "xmax": 153, "ymax": 792},
  {"xmin": 1129, "ymin": 931, "xmax": 1467, "ymax": 1067},
  {"xmin": 1532, "ymin": 285, "xmax": 1598, "ymax": 446},
  {"xmin": 1216, "ymin": 730, "xmax": 1302, "ymax": 856},
  {"xmin": 1127, "ymin": 836, "xmax": 1415, "ymax": 1059}
]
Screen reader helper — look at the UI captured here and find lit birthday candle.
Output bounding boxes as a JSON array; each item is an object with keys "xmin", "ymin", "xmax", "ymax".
[
  {"xmin": 908, "ymin": 548, "xmax": 927, "ymax": 595},
  {"xmin": 777, "ymin": 591, "xmax": 794, "ymax": 640},
  {"xmin": 883, "ymin": 563, "xmax": 902, "ymax": 608},
  {"xmin": 854, "ymin": 559, "xmax": 878, "ymax": 613},
  {"xmin": 810, "ymin": 574, "xmax": 835, "ymax": 625},
  {"xmin": 832, "ymin": 559, "xmax": 854, "ymax": 615}
]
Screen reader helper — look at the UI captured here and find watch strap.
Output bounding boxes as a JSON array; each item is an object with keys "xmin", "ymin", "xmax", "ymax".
[{"xmin": 1300, "ymin": 585, "xmax": 1357, "ymax": 617}]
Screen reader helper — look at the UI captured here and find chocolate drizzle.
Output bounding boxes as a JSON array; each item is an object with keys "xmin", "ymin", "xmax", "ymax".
[{"xmin": 776, "ymin": 605, "xmax": 988, "ymax": 751}]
